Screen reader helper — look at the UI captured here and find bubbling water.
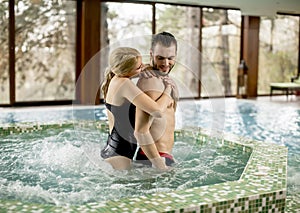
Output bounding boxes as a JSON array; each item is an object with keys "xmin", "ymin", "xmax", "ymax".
[{"xmin": 0, "ymin": 126, "xmax": 250, "ymax": 206}]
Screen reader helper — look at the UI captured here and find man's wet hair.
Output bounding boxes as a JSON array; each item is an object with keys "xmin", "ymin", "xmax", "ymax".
[{"xmin": 151, "ymin": 32, "xmax": 177, "ymax": 52}]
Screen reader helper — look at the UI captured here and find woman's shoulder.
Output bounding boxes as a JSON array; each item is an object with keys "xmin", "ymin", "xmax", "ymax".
[
  {"xmin": 112, "ymin": 76, "xmax": 131, "ymax": 84},
  {"xmin": 111, "ymin": 77, "xmax": 137, "ymax": 94},
  {"xmin": 109, "ymin": 77, "xmax": 131, "ymax": 88}
]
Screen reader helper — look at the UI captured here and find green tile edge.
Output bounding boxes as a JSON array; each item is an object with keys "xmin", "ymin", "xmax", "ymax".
[{"xmin": 0, "ymin": 121, "xmax": 288, "ymax": 212}]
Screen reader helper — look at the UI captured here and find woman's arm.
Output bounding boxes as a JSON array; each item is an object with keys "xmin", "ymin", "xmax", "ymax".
[
  {"xmin": 134, "ymin": 76, "xmax": 174, "ymax": 170},
  {"xmin": 120, "ymin": 78, "xmax": 172, "ymax": 118},
  {"xmin": 134, "ymin": 108, "xmax": 168, "ymax": 170}
]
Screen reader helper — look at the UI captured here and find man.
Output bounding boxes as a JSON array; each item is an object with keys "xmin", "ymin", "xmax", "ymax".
[{"xmin": 134, "ymin": 32, "xmax": 179, "ymax": 170}]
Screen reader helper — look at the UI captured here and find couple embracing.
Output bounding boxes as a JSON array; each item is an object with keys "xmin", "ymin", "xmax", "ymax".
[{"xmin": 100, "ymin": 32, "xmax": 179, "ymax": 171}]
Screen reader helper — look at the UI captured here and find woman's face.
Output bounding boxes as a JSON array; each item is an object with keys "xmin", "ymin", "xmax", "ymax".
[{"xmin": 127, "ymin": 56, "xmax": 143, "ymax": 77}]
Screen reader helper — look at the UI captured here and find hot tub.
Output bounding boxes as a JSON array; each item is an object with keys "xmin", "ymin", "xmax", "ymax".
[{"xmin": 0, "ymin": 118, "xmax": 287, "ymax": 212}]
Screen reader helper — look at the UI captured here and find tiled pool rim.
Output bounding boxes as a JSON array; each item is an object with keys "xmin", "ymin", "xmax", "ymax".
[{"xmin": 0, "ymin": 121, "xmax": 288, "ymax": 213}]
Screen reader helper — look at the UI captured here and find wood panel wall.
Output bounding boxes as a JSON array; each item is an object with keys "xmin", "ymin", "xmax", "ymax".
[
  {"xmin": 242, "ymin": 16, "xmax": 260, "ymax": 98},
  {"xmin": 76, "ymin": 0, "xmax": 101, "ymax": 105}
]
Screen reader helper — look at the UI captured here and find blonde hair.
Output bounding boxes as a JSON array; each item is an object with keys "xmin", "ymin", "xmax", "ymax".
[{"xmin": 101, "ymin": 47, "xmax": 141, "ymax": 99}]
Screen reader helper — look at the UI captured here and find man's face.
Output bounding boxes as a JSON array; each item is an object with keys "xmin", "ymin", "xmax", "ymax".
[{"xmin": 151, "ymin": 43, "xmax": 176, "ymax": 74}]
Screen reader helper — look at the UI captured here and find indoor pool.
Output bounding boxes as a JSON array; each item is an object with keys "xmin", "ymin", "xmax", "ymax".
[{"xmin": 0, "ymin": 98, "xmax": 298, "ymax": 212}]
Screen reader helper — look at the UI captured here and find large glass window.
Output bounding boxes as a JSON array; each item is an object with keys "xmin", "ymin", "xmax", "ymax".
[
  {"xmin": 2, "ymin": 1, "xmax": 300, "ymax": 105},
  {"xmin": 156, "ymin": 4, "xmax": 201, "ymax": 98},
  {"xmin": 258, "ymin": 15, "xmax": 299, "ymax": 95},
  {"xmin": 14, "ymin": 0, "xmax": 76, "ymax": 102},
  {"xmin": 0, "ymin": 0, "xmax": 9, "ymax": 104},
  {"xmin": 100, "ymin": 2, "xmax": 152, "ymax": 99},
  {"xmin": 201, "ymin": 8, "xmax": 241, "ymax": 97},
  {"xmin": 102, "ymin": 2, "xmax": 152, "ymax": 46}
]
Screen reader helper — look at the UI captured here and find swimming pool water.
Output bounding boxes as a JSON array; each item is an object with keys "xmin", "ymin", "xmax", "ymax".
[
  {"xmin": 176, "ymin": 98, "xmax": 300, "ymax": 206},
  {"xmin": 0, "ymin": 126, "xmax": 249, "ymax": 205},
  {"xmin": 0, "ymin": 106, "xmax": 107, "ymax": 124},
  {"xmin": 0, "ymin": 98, "xmax": 299, "ymax": 210}
]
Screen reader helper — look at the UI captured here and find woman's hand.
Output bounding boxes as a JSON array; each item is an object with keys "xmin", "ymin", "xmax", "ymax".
[{"xmin": 161, "ymin": 77, "xmax": 179, "ymax": 102}]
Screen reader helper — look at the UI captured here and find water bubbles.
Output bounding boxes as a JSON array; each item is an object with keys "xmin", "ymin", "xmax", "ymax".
[{"xmin": 1, "ymin": 126, "xmax": 249, "ymax": 205}]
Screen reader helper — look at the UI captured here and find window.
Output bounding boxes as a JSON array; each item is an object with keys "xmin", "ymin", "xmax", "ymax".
[
  {"xmin": 14, "ymin": 0, "xmax": 76, "ymax": 102},
  {"xmin": 4, "ymin": 1, "xmax": 298, "ymax": 105},
  {"xmin": 102, "ymin": 2, "xmax": 152, "ymax": 46},
  {"xmin": 100, "ymin": 2, "xmax": 152, "ymax": 99},
  {"xmin": 0, "ymin": 0, "xmax": 9, "ymax": 104},
  {"xmin": 201, "ymin": 8, "xmax": 241, "ymax": 97},
  {"xmin": 156, "ymin": 4, "xmax": 201, "ymax": 98},
  {"xmin": 101, "ymin": 3, "xmax": 242, "ymax": 99},
  {"xmin": 258, "ymin": 15, "xmax": 299, "ymax": 94}
]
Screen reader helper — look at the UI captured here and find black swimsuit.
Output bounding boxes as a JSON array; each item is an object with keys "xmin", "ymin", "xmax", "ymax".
[{"xmin": 100, "ymin": 101, "xmax": 137, "ymax": 159}]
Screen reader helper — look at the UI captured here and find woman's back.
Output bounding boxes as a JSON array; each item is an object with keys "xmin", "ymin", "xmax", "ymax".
[{"xmin": 105, "ymin": 77, "xmax": 128, "ymax": 106}]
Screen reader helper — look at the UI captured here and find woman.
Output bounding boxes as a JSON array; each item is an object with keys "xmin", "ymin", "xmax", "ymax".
[{"xmin": 100, "ymin": 47, "xmax": 172, "ymax": 170}]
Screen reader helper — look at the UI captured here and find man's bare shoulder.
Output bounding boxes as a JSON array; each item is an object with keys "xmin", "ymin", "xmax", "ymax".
[{"xmin": 137, "ymin": 75, "xmax": 164, "ymax": 93}]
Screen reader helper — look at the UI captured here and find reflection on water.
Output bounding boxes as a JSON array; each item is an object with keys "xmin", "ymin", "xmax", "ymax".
[{"xmin": 177, "ymin": 99, "xmax": 300, "ymax": 200}]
